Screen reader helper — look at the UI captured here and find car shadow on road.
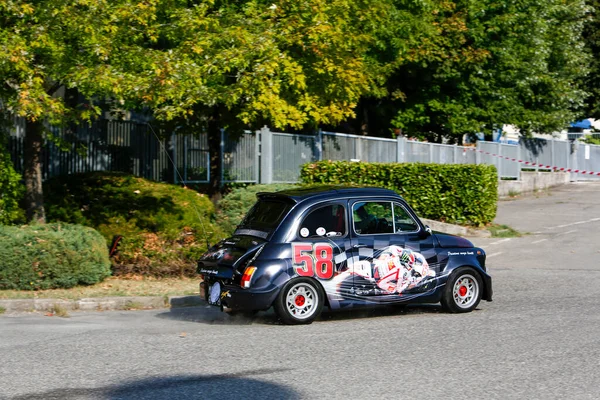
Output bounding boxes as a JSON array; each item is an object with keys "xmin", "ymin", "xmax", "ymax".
[
  {"xmin": 156, "ymin": 302, "xmax": 445, "ymax": 326},
  {"xmin": 12, "ymin": 369, "xmax": 300, "ymax": 400}
]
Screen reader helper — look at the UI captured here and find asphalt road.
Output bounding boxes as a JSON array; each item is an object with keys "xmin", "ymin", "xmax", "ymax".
[{"xmin": 2, "ymin": 182, "xmax": 600, "ymax": 400}]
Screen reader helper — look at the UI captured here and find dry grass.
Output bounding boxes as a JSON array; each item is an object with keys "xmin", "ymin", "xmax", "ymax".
[{"xmin": 0, "ymin": 276, "xmax": 200, "ymax": 300}]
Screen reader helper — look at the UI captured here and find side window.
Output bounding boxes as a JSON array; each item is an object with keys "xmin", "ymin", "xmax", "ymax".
[
  {"xmin": 299, "ymin": 204, "xmax": 346, "ymax": 238},
  {"xmin": 353, "ymin": 202, "xmax": 393, "ymax": 235},
  {"xmin": 393, "ymin": 203, "xmax": 419, "ymax": 232}
]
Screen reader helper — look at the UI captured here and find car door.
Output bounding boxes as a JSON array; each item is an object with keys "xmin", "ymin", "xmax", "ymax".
[
  {"xmin": 348, "ymin": 198, "xmax": 438, "ymax": 301},
  {"xmin": 290, "ymin": 201, "xmax": 351, "ymax": 308}
]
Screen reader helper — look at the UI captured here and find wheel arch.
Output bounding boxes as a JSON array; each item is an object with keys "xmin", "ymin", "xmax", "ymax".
[{"xmin": 445, "ymin": 264, "xmax": 491, "ymax": 302}]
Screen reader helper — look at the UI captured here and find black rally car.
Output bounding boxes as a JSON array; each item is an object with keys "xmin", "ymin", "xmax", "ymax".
[{"xmin": 198, "ymin": 186, "xmax": 492, "ymax": 324}]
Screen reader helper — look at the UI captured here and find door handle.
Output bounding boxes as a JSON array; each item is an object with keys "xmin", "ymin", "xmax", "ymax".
[{"xmin": 353, "ymin": 244, "xmax": 367, "ymax": 249}]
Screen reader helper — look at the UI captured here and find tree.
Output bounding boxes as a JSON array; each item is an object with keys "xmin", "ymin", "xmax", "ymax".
[
  {"xmin": 0, "ymin": 0, "xmax": 159, "ymax": 222},
  {"xmin": 348, "ymin": 0, "xmax": 591, "ymax": 142},
  {"xmin": 132, "ymin": 0, "xmax": 429, "ymax": 196},
  {"xmin": 583, "ymin": 0, "xmax": 600, "ymax": 118},
  {"xmin": 2, "ymin": 0, "xmax": 431, "ymax": 210}
]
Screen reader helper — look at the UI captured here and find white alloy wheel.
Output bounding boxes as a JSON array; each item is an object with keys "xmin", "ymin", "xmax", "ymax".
[
  {"xmin": 285, "ymin": 282, "xmax": 319, "ymax": 320},
  {"xmin": 452, "ymin": 273, "xmax": 479, "ymax": 309}
]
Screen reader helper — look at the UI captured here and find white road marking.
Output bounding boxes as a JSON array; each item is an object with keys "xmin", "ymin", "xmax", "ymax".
[
  {"xmin": 531, "ymin": 239, "xmax": 548, "ymax": 244},
  {"xmin": 545, "ymin": 217, "xmax": 600, "ymax": 230},
  {"xmin": 489, "ymin": 238, "xmax": 512, "ymax": 245},
  {"xmin": 556, "ymin": 229, "xmax": 577, "ymax": 236},
  {"xmin": 486, "ymin": 252, "xmax": 503, "ymax": 258}
]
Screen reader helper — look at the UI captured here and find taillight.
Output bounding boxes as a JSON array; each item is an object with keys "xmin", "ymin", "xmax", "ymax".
[{"xmin": 240, "ymin": 266, "xmax": 257, "ymax": 289}]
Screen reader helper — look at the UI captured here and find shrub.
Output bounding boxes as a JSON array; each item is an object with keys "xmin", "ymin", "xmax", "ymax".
[
  {"xmin": 0, "ymin": 144, "xmax": 24, "ymax": 225},
  {"xmin": 44, "ymin": 172, "xmax": 226, "ymax": 277},
  {"xmin": 301, "ymin": 161, "xmax": 497, "ymax": 226},
  {"xmin": 0, "ymin": 223, "xmax": 111, "ymax": 290},
  {"xmin": 217, "ymin": 183, "xmax": 299, "ymax": 234}
]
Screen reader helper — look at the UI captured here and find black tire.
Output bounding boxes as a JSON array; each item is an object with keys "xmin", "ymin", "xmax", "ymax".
[
  {"xmin": 274, "ymin": 278, "xmax": 325, "ymax": 325},
  {"xmin": 441, "ymin": 267, "xmax": 482, "ymax": 313}
]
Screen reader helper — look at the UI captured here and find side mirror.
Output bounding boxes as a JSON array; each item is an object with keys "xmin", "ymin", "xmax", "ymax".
[{"xmin": 425, "ymin": 225, "xmax": 432, "ymax": 234}]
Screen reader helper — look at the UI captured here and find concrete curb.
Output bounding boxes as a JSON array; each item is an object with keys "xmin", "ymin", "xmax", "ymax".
[
  {"xmin": 0, "ymin": 295, "xmax": 204, "ymax": 314},
  {"xmin": 421, "ymin": 218, "xmax": 491, "ymax": 238}
]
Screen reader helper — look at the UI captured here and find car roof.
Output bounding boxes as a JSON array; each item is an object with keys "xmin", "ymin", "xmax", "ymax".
[{"xmin": 257, "ymin": 185, "xmax": 400, "ymax": 204}]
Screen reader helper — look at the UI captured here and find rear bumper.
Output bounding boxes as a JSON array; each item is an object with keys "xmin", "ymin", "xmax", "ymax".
[{"xmin": 219, "ymin": 284, "xmax": 281, "ymax": 312}]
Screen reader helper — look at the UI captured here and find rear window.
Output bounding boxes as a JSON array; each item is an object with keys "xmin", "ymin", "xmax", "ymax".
[{"xmin": 236, "ymin": 199, "xmax": 293, "ymax": 237}]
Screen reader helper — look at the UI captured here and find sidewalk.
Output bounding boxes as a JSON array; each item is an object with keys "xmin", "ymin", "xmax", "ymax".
[{"xmin": 0, "ymin": 295, "xmax": 203, "ymax": 314}]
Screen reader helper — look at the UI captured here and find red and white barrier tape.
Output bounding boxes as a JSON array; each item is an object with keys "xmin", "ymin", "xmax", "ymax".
[{"xmin": 464, "ymin": 147, "xmax": 600, "ymax": 176}]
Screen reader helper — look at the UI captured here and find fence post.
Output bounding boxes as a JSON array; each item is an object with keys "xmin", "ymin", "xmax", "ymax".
[
  {"xmin": 429, "ymin": 143, "xmax": 434, "ymax": 164},
  {"xmin": 454, "ymin": 144, "xmax": 459, "ymax": 164},
  {"xmin": 571, "ymin": 140, "xmax": 579, "ymax": 182},
  {"xmin": 476, "ymin": 141, "xmax": 481, "ymax": 165},
  {"xmin": 183, "ymin": 134, "xmax": 188, "ymax": 184},
  {"xmin": 171, "ymin": 132, "xmax": 177, "ymax": 184},
  {"xmin": 255, "ymin": 130, "xmax": 260, "ymax": 183},
  {"xmin": 396, "ymin": 136, "xmax": 406, "ymax": 163},
  {"xmin": 316, "ymin": 129, "xmax": 323, "ymax": 161},
  {"xmin": 498, "ymin": 143, "xmax": 503, "ymax": 178},
  {"xmin": 517, "ymin": 142, "xmax": 522, "ymax": 181},
  {"xmin": 219, "ymin": 128, "xmax": 225, "ymax": 185},
  {"xmin": 259, "ymin": 126, "xmax": 273, "ymax": 184}
]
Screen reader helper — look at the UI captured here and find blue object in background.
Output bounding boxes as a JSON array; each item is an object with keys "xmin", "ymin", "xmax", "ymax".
[{"xmin": 571, "ymin": 119, "xmax": 592, "ymax": 129}]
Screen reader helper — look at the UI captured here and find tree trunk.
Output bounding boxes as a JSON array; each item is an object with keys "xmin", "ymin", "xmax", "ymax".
[
  {"xmin": 23, "ymin": 119, "xmax": 46, "ymax": 224},
  {"xmin": 207, "ymin": 109, "xmax": 222, "ymax": 203}
]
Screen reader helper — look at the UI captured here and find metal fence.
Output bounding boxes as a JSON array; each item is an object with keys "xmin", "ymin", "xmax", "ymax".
[
  {"xmin": 7, "ymin": 118, "xmax": 600, "ymax": 184},
  {"xmin": 7, "ymin": 119, "xmax": 209, "ymax": 184}
]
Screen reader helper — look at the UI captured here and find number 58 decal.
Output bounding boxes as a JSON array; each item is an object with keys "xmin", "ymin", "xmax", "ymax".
[{"xmin": 292, "ymin": 243, "xmax": 334, "ymax": 280}]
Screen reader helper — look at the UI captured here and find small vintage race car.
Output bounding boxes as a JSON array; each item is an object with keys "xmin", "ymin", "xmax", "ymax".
[{"xmin": 198, "ymin": 186, "xmax": 492, "ymax": 324}]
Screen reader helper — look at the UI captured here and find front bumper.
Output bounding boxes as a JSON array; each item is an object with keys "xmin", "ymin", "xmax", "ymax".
[
  {"xmin": 482, "ymin": 273, "xmax": 493, "ymax": 302},
  {"xmin": 201, "ymin": 281, "xmax": 280, "ymax": 312}
]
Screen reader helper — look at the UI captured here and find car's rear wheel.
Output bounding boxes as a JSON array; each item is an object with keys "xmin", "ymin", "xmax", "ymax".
[
  {"xmin": 441, "ymin": 267, "xmax": 482, "ymax": 313},
  {"xmin": 274, "ymin": 278, "xmax": 324, "ymax": 325}
]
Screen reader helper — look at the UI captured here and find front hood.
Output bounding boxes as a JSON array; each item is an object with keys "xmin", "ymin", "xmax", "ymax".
[
  {"xmin": 198, "ymin": 235, "xmax": 266, "ymax": 279},
  {"xmin": 433, "ymin": 231, "xmax": 474, "ymax": 248}
]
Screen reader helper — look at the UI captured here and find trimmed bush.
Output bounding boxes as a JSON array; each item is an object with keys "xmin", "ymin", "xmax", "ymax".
[
  {"xmin": 44, "ymin": 172, "xmax": 226, "ymax": 277},
  {"xmin": 0, "ymin": 145, "xmax": 24, "ymax": 225},
  {"xmin": 301, "ymin": 161, "xmax": 498, "ymax": 226},
  {"xmin": 217, "ymin": 183, "xmax": 299, "ymax": 235},
  {"xmin": 0, "ymin": 223, "xmax": 111, "ymax": 290}
]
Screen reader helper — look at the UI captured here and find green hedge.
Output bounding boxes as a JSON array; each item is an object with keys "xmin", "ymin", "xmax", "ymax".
[
  {"xmin": 0, "ymin": 223, "xmax": 111, "ymax": 290},
  {"xmin": 217, "ymin": 183, "xmax": 299, "ymax": 235},
  {"xmin": 44, "ymin": 172, "xmax": 225, "ymax": 277},
  {"xmin": 0, "ymin": 145, "xmax": 24, "ymax": 225},
  {"xmin": 301, "ymin": 161, "xmax": 498, "ymax": 226}
]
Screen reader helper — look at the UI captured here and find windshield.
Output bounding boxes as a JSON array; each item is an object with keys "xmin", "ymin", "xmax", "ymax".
[{"xmin": 236, "ymin": 199, "xmax": 293, "ymax": 237}]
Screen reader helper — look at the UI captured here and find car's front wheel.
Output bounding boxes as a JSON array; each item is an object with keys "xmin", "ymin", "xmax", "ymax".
[
  {"xmin": 274, "ymin": 278, "xmax": 324, "ymax": 325},
  {"xmin": 441, "ymin": 267, "xmax": 482, "ymax": 313}
]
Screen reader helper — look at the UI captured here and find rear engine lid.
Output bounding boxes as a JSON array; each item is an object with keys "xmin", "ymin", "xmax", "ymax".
[{"xmin": 197, "ymin": 235, "xmax": 266, "ymax": 279}]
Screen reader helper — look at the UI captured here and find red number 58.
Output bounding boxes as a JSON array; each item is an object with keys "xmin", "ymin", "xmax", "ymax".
[{"xmin": 292, "ymin": 243, "xmax": 334, "ymax": 280}]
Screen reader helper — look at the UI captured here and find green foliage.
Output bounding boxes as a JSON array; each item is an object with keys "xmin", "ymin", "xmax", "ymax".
[
  {"xmin": 354, "ymin": 0, "xmax": 590, "ymax": 140},
  {"xmin": 43, "ymin": 172, "xmax": 226, "ymax": 277},
  {"xmin": 0, "ymin": 143, "xmax": 24, "ymax": 225},
  {"xmin": 0, "ymin": 223, "xmax": 111, "ymax": 290},
  {"xmin": 217, "ymin": 183, "xmax": 299, "ymax": 235},
  {"xmin": 301, "ymin": 161, "xmax": 498, "ymax": 226}
]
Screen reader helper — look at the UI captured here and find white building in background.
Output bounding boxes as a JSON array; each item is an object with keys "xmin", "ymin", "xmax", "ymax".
[{"xmin": 497, "ymin": 119, "xmax": 600, "ymax": 143}]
